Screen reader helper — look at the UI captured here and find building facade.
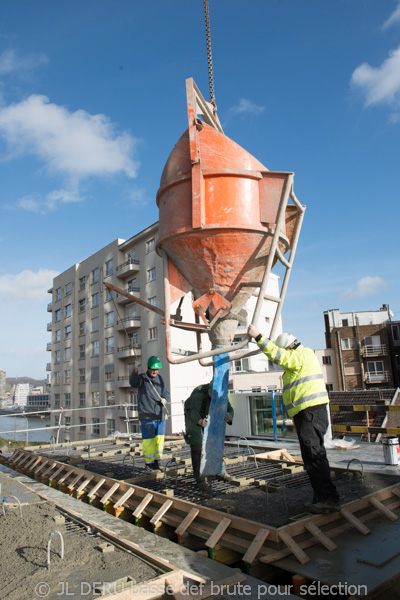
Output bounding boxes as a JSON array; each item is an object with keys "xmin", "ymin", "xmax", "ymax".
[
  {"xmin": 0, "ymin": 369, "xmax": 6, "ymax": 400},
  {"xmin": 47, "ymin": 223, "xmax": 284, "ymax": 443},
  {"xmin": 323, "ymin": 306, "xmax": 395, "ymax": 391},
  {"xmin": 13, "ymin": 383, "xmax": 30, "ymax": 407}
]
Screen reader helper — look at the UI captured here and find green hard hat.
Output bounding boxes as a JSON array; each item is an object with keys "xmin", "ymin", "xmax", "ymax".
[{"xmin": 147, "ymin": 355, "xmax": 162, "ymax": 369}]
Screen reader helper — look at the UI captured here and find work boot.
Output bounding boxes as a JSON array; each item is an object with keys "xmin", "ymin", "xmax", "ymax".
[
  {"xmin": 196, "ymin": 478, "xmax": 211, "ymax": 492},
  {"xmin": 308, "ymin": 499, "xmax": 341, "ymax": 514},
  {"xmin": 151, "ymin": 460, "xmax": 162, "ymax": 471},
  {"xmin": 216, "ymin": 463, "xmax": 234, "ymax": 482}
]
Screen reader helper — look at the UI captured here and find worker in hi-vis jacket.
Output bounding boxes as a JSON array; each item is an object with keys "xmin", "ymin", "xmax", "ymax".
[
  {"xmin": 248, "ymin": 324, "xmax": 340, "ymax": 514},
  {"xmin": 130, "ymin": 355, "xmax": 169, "ymax": 471},
  {"xmin": 184, "ymin": 381, "xmax": 234, "ymax": 491}
]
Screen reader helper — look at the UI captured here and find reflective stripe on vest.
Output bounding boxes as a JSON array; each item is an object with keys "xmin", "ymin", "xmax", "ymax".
[
  {"xmin": 286, "ymin": 392, "xmax": 328, "ymax": 413},
  {"xmin": 259, "ymin": 338, "xmax": 270, "ymax": 352},
  {"xmin": 259, "ymin": 337, "xmax": 282, "ymax": 364},
  {"xmin": 283, "ymin": 373, "xmax": 324, "ymax": 392}
]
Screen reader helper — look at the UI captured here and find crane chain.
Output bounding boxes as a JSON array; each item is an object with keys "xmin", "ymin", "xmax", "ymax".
[{"xmin": 203, "ymin": 0, "xmax": 217, "ymax": 111}]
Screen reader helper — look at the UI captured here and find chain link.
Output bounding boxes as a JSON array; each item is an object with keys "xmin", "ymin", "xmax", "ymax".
[{"xmin": 204, "ymin": 0, "xmax": 216, "ymax": 111}]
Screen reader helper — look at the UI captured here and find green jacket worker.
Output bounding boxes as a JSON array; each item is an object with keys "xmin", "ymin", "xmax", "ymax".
[
  {"xmin": 184, "ymin": 382, "xmax": 234, "ymax": 491},
  {"xmin": 130, "ymin": 355, "xmax": 170, "ymax": 471},
  {"xmin": 248, "ymin": 324, "xmax": 340, "ymax": 514}
]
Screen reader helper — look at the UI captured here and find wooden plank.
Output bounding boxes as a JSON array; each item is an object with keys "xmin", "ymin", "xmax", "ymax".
[
  {"xmin": 340, "ymin": 508, "xmax": 371, "ymax": 535},
  {"xmin": 89, "ymin": 478, "xmax": 106, "ymax": 498},
  {"xmin": 76, "ymin": 476, "xmax": 94, "ymax": 493},
  {"xmin": 28, "ymin": 457, "xmax": 43, "ymax": 470},
  {"xmin": 12, "ymin": 451, "xmax": 26, "ymax": 465},
  {"xmin": 242, "ymin": 528, "xmax": 270, "ymax": 564},
  {"xmin": 100, "ymin": 482, "xmax": 120, "ymax": 504},
  {"xmin": 175, "ymin": 507, "xmax": 199, "ymax": 536},
  {"xmin": 391, "ymin": 487, "xmax": 400, "ymax": 499},
  {"xmin": 101, "ymin": 570, "xmax": 184, "ymax": 600},
  {"xmin": 369, "ymin": 497, "xmax": 398, "ymax": 521},
  {"xmin": 68, "ymin": 472, "xmax": 83, "ymax": 490},
  {"xmin": 41, "ymin": 462, "xmax": 58, "ymax": 477},
  {"xmin": 25, "ymin": 456, "xmax": 39, "ymax": 468},
  {"xmin": 172, "ymin": 573, "xmax": 247, "ymax": 600},
  {"xmin": 278, "ymin": 530, "xmax": 310, "ymax": 565},
  {"xmin": 57, "ymin": 470, "xmax": 74, "ymax": 484},
  {"xmin": 113, "ymin": 488, "xmax": 135, "ymax": 509},
  {"xmin": 205, "ymin": 517, "xmax": 232, "ymax": 549},
  {"xmin": 304, "ymin": 521, "xmax": 338, "ymax": 551},
  {"xmin": 51, "ymin": 465, "xmax": 66, "ymax": 480},
  {"xmin": 133, "ymin": 493, "xmax": 154, "ymax": 518},
  {"xmin": 35, "ymin": 460, "xmax": 50, "ymax": 474},
  {"xmin": 150, "ymin": 499, "xmax": 174, "ymax": 525}
]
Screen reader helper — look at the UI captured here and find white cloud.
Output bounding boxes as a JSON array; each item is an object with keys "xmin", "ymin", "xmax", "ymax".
[
  {"xmin": 341, "ymin": 276, "xmax": 387, "ymax": 301},
  {"xmin": 227, "ymin": 98, "xmax": 266, "ymax": 118},
  {"xmin": 127, "ymin": 186, "xmax": 150, "ymax": 208},
  {"xmin": 0, "ymin": 49, "xmax": 48, "ymax": 76},
  {"xmin": 351, "ymin": 46, "xmax": 400, "ymax": 108},
  {"xmin": 0, "ymin": 269, "xmax": 59, "ymax": 301},
  {"xmin": 382, "ymin": 3, "xmax": 400, "ymax": 30},
  {"xmin": 14, "ymin": 188, "xmax": 82, "ymax": 214},
  {"xmin": 0, "ymin": 94, "xmax": 139, "ymax": 179}
]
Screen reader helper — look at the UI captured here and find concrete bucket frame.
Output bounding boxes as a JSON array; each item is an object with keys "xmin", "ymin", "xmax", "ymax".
[{"xmin": 156, "ymin": 78, "xmax": 306, "ymax": 365}]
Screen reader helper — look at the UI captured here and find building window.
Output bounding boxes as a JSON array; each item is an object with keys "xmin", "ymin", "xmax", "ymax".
[
  {"xmin": 92, "ymin": 391, "xmax": 100, "ymax": 406},
  {"xmin": 127, "ymin": 249, "xmax": 136, "ymax": 263},
  {"xmin": 392, "ymin": 325, "xmax": 400, "ymax": 342},
  {"xmin": 79, "ymin": 298, "xmax": 86, "ymax": 313},
  {"xmin": 64, "ymin": 369, "xmax": 71, "ymax": 384},
  {"xmin": 341, "ymin": 337, "xmax": 357, "ymax": 350},
  {"xmin": 105, "ymin": 369, "xmax": 115, "ymax": 380},
  {"xmin": 92, "ymin": 316, "xmax": 99, "ymax": 332},
  {"xmin": 130, "ymin": 391, "xmax": 138, "ymax": 411},
  {"xmin": 106, "ymin": 391, "xmax": 115, "ymax": 406},
  {"xmin": 146, "ymin": 238, "xmax": 155, "ymax": 253},
  {"xmin": 229, "ymin": 358, "xmax": 250, "ymax": 373},
  {"xmin": 149, "ymin": 326, "xmax": 158, "ymax": 340},
  {"xmin": 92, "ymin": 292, "xmax": 99, "ymax": 308},
  {"xmin": 322, "ymin": 356, "xmax": 332, "ymax": 365},
  {"xmin": 92, "ymin": 268, "xmax": 99, "ymax": 284},
  {"xmin": 79, "ymin": 368, "xmax": 85, "ymax": 383},
  {"xmin": 366, "ymin": 361, "xmax": 385, "ymax": 380},
  {"xmin": 105, "ymin": 288, "xmax": 114, "ymax": 302},
  {"xmin": 65, "ymin": 304, "xmax": 71, "ymax": 318},
  {"xmin": 54, "ymin": 393, "xmax": 60, "ymax": 407},
  {"xmin": 149, "ymin": 296, "xmax": 157, "ymax": 307},
  {"xmin": 105, "ymin": 311, "xmax": 114, "ymax": 327},
  {"xmin": 79, "ymin": 392, "xmax": 86, "ymax": 407},
  {"xmin": 342, "ymin": 319, "xmax": 349, "ymax": 327},
  {"xmin": 92, "ymin": 418, "xmax": 100, "ymax": 435},
  {"xmin": 64, "ymin": 347, "xmax": 71, "ymax": 361},
  {"xmin": 64, "ymin": 393, "xmax": 71, "ymax": 407},
  {"xmin": 55, "ymin": 287, "xmax": 61, "ymax": 301},
  {"xmin": 79, "ymin": 344, "xmax": 85, "ymax": 359},
  {"xmin": 79, "ymin": 321, "xmax": 86, "ymax": 336},
  {"xmin": 79, "ymin": 275, "xmax": 86, "ymax": 291},
  {"xmin": 55, "ymin": 329, "xmax": 61, "ymax": 343},
  {"xmin": 79, "ymin": 417, "xmax": 86, "ymax": 432},
  {"xmin": 107, "ymin": 419, "xmax": 116, "ymax": 435},
  {"xmin": 54, "ymin": 371, "xmax": 60, "ymax": 384},
  {"xmin": 65, "ymin": 282, "xmax": 72, "ymax": 296},
  {"xmin": 65, "ymin": 325, "xmax": 71, "ymax": 340},
  {"xmin": 106, "ymin": 336, "xmax": 115, "ymax": 353},
  {"xmin": 92, "ymin": 340, "xmax": 100, "ymax": 356},
  {"xmin": 326, "ymin": 384, "xmax": 334, "ymax": 392},
  {"xmin": 55, "ymin": 350, "xmax": 61, "ymax": 364},
  {"xmin": 105, "ymin": 259, "xmax": 113, "ymax": 276},
  {"xmin": 127, "ymin": 277, "xmax": 137, "ymax": 292},
  {"xmin": 147, "ymin": 267, "xmax": 156, "ymax": 282},
  {"xmin": 55, "ymin": 309, "xmax": 61, "ymax": 322}
]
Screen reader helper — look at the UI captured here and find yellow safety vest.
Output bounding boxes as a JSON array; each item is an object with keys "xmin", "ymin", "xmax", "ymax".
[{"xmin": 257, "ymin": 337, "xmax": 329, "ymax": 418}]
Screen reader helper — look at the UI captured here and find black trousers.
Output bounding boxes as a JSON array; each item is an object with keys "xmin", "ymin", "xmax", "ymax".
[{"xmin": 293, "ymin": 404, "xmax": 339, "ymax": 503}]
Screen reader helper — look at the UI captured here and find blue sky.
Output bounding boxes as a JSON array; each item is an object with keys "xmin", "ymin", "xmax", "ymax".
[{"xmin": 0, "ymin": 0, "xmax": 399, "ymax": 379}]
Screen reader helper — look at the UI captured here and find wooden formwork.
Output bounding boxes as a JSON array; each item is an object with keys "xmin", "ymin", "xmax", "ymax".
[{"xmin": 4, "ymin": 448, "xmax": 400, "ymax": 576}]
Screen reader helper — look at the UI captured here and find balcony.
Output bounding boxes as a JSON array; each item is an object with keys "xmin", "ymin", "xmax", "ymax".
[
  {"xmin": 118, "ymin": 376, "xmax": 131, "ymax": 388},
  {"xmin": 46, "ymin": 342, "xmax": 52, "ymax": 351},
  {"xmin": 46, "ymin": 363, "xmax": 51, "ymax": 371},
  {"xmin": 117, "ymin": 406, "xmax": 138, "ymax": 419},
  {"xmin": 364, "ymin": 370, "xmax": 391, "ymax": 384},
  {"xmin": 47, "ymin": 322, "xmax": 52, "ymax": 331},
  {"xmin": 116, "ymin": 287, "xmax": 141, "ymax": 305},
  {"xmin": 117, "ymin": 344, "xmax": 142, "ymax": 359},
  {"xmin": 47, "ymin": 302, "xmax": 53, "ymax": 312},
  {"xmin": 361, "ymin": 344, "xmax": 387, "ymax": 357},
  {"xmin": 116, "ymin": 258, "xmax": 140, "ymax": 279},
  {"xmin": 117, "ymin": 316, "xmax": 141, "ymax": 331}
]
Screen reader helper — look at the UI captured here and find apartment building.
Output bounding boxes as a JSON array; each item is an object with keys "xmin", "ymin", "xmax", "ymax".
[
  {"xmin": 13, "ymin": 383, "xmax": 30, "ymax": 407},
  {"xmin": 0, "ymin": 369, "xmax": 6, "ymax": 399},
  {"xmin": 47, "ymin": 223, "xmax": 283, "ymax": 443},
  {"xmin": 323, "ymin": 305, "xmax": 395, "ymax": 391},
  {"xmin": 387, "ymin": 320, "xmax": 400, "ymax": 388}
]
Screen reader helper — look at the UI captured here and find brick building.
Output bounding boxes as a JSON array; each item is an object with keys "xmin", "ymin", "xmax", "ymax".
[{"xmin": 323, "ymin": 305, "xmax": 395, "ymax": 391}]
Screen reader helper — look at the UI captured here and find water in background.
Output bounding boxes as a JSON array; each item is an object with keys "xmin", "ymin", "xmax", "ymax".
[{"xmin": 0, "ymin": 415, "xmax": 52, "ymax": 443}]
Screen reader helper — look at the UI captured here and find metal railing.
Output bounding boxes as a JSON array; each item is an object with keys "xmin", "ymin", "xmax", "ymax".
[
  {"xmin": 361, "ymin": 344, "xmax": 387, "ymax": 357},
  {"xmin": 364, "ymin": 371, "xmax": 390, "ymax": 383}
]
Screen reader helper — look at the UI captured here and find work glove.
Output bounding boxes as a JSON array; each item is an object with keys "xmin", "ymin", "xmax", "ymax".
[
  {"xmin": 200, "ymin": 418, "xmax": 209, "ymax": 428},
  {"xmin": 224, "ymin": 412, "xmax": 233, "ymax": 425},
  {"xmin": 160, "ymin": 397, "xmax": 167, "ymax": 409},
  {"xmin": 134, "ymin": 358, "xmax": 141, "ymax": 369}
]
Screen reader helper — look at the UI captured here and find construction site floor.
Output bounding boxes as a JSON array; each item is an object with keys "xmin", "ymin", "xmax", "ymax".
[{"xmin": 0, "ymin": 463, "xmax": 299, "ymax": 600}]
